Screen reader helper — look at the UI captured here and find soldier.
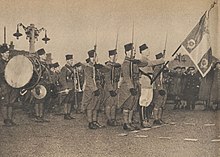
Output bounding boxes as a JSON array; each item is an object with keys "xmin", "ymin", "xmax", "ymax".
[
  {"xmin": 170, "ymin": 66, "xmax": 182, "ymax": 110},
  {"xmin": 47, "ymin": 62, "xmax": 62, "ymax": 113},
  {"xmin": 82, "ymin": 49, "xmax": 108, "ymax": 129},
  {"xmin": 183, "ymin": 66, "xmax": 200, "ymax": 110},
  {"xmin": 53, "ymin": 62, "xmax": 62, "ymax": 109},
  {"xmin": 44, "ymin": 63, "xmax": 56, "ymax": 113},
  {"xmin": 210, "ymin": 62, "xmax": 220, "ymax": 110},
  {"xmin": 118, "ymin": 43, "xmax": 141, "ymax": 131},
  {"xmin": 59, "ymin": 54, "xmax": 77, "ymax": 120},
  {"xmin": 138, "ymin": 44, "xmax": 165, "ymax": 128},
  {"xmin": 32, "ymin": 48, "xmax": 52, "ymax": 122},
  {"xmin": 104, "ymin": 49, "xmax": 121, "ymax": 126},
  {"xmin": 0, "ymin": 45, "xmax": 19, "ymax": 126},
  {"xmin": 152, "ymin": 53, "xmax": 169, "ymax": 125}
]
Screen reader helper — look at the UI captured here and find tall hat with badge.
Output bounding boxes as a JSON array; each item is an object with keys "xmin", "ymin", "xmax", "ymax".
[
  {"xmin": 108, "ymin": 49, "xmax": 117, "ymax": 56},
  {"xmin": 124, "ymin": 43, "xmax": 133, "ymax": 53},
  {"xmin": 155, "ymin": 52, "xmax": 164, "ymax": 59},
  {"xmin": 139, "ymin": 44, "xmax": 148, "ymax": 53},
  {"xmin": 65, "ymin": 54, "xmax": 73, "ymax": 60},
  {"xmin": 36, "ymin": 48, "xmax": 46, "ymax": 56},
  {"xmin": 88, "ymin": 49, "xmax": 95, "ymax": 58},
  {"xmin": 0, "ymin": 45, "xmax": 9, "ymax": 54},
  {"xmin": 53, "ymin": 62, "xmax": 60, "ymax": 68}
]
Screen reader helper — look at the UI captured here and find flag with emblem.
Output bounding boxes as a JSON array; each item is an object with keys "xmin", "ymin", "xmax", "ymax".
[{"xmin": 179, "ymin": 11, "xmax": 213, "ymax": 77}]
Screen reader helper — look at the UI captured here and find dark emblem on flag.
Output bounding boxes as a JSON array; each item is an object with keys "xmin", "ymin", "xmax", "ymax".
[
  {"xmin": 200, "ymin": 58, "xmax": 208, "ymax": 69},
  {"xmin": 187, "ymin": 39, "xmax": 196, "ymax": 50}
]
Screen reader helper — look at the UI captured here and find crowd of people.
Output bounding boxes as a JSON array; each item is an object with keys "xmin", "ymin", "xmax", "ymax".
[{"xmin": 0, "ymin": 43, "xmax": 219, "ymax": 131}]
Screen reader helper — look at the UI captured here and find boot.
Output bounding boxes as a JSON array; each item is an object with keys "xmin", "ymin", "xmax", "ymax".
[
  {"xmin": 67, "ymin": 113, "xmax": 75, "ymax": 119},
  {"xmin": 153, "ymin": 119, "xmax": 162, "ymax": 125},
  {"xmin": 111, "ymin": 119, "xmax": 120, "ymax": 126},
  {"xmin": 35, "ymin": 116, "xmax": 44, "ymax": 123},
  {"xmin": 3, "ymin": 119, "xmax": 11, "ymax": 126},
  {"xmin": 130, "ymin": 123, "xmax": 140, "ymax": 130},
  {"xmin": 64, "ymin": 114, "xmax": 72, "ymax": 120},
  {"xmin": 141, "ymin": 120, "xmax": 151, "ymax": 128},
  {"xmin": 9, "ymin": 119, "xmax": 17, "ymax": 126},
  {"xmin": 88, "ymin": 122, "xmax": 97, "ymax": 129},
  {"xmin": 123, "ymin": 123, "xmax": 135, "ymax": 131},
  {"xmin": 93, "ymin": 121, "xmax": 105, "ymax": 128}
]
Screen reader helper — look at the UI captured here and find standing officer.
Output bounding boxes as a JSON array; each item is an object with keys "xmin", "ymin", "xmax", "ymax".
[
  {"xmin": 138, "ymin": 44, "xmax": 165, "ymax": 128},
  {"xmin": 59, "ymin": 54, "xmax": 77, "ymax": 120},
  {"xmin": 104, "ymin": 49, "xmax": 121, "ymax": 126},
  {"xmin": 118, "ymin": 43, "xmax": 141, "ymax": 131},
  {"xmin": 82, "ymin": 49, "xmax": 108, "ymax": 129},
  {"xmin": 183, "ymin": 66, "xmax": 200, "ymax": 110},
  {"xmin": 32, "ymin": 48, "xmax": 52, "ymax": 122},
  {"xmin": 0, "ymin": 45, "xmax": 19, "ymax": 126}
]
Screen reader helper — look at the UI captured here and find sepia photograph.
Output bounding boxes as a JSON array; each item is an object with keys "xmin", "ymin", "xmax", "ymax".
[{"xmin": 0, "ymin": 0, "xmax": 219, "ymax": 156}]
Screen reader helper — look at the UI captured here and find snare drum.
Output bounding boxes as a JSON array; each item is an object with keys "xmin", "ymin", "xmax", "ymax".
[{"xmin": 5, "ymin": 55, "xmax": 42, "ymax": 89}]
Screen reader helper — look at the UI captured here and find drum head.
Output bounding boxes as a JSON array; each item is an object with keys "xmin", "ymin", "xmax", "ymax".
[{"xmin": 5, "ymin": 55, "xmax": 34, "ymax": 88}]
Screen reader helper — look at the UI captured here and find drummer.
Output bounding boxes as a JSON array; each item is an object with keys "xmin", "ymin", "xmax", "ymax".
[
  {"xmin": 0, "ymin": 45, "xmax": 19, "ymax": 126},
  {"xmin": 32, "ymin": 48, "xmax": 52, "ymax": 122}
]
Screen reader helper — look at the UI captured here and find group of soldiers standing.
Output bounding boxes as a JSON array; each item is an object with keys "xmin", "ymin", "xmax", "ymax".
[{"xmin": 0, "ymin": 42, "xmax": 219, "ymax": 130}]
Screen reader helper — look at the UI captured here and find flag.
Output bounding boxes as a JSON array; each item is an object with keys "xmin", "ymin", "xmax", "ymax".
[{"xmin": 180, "ymin": 11, "xmax": 213, "ymax": 77}]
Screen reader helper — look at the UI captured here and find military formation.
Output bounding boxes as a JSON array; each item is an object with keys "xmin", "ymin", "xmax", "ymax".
[{"xmin": 0, "ymin": 42, "xmax": 219, "ymax": 131}]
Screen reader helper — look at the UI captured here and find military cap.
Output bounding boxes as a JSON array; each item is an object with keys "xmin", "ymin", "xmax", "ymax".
[
  {"xmin": 0, "ymin": 45, "xmax": 9, "ymax": 53},
  {"xmin": 53, "ymin": 62, "xmax": 59, "ymax": 68},
  {"xmin": 155, "ymin": 53, "xmax": 164, "ymax": 59},
  {"xmin": 36, "ymin": 48, "xmax": 46, "ymax": 56},
  {"xmin": 88, "ymin": 49, "xmax": 95, "ymax": 58},
  {"xmin": 124, "ymin": 43, "xmax": 133, "ymax": 52},
  {"xmin": 65, "ymin": 54, "xmax": 73, "ymax": 60},
  {"xmin": 139, "ymin": 44, "xmax": 148, "ymax": 53},
  {"xmin": 109, "ymin": 49, "xmax": 117, "ymax": 56}
]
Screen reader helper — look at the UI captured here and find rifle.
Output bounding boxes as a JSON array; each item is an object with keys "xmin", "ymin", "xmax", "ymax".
[
  {"xmin": 111, "ymin": 30, "xmax": 119, "ymax": 85},
  {"xmin": 130, "ymin": 22, "xmax": 135, "ymax": 87},
  {"xmin": 150, "ymin": 33, "xmax": 168, "ymax": 85}
]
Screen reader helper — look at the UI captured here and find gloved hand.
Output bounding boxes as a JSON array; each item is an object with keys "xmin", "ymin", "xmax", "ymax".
[
  {"xmin": 113, "ymin": 63, "xmax": 121, "ymax": 68},
  {"xmin": 94, "ymin": 89, "xmax": 100, "ymax": 96},
  {"xmin": 130, "ymin": 59, "xmax": 141, "ymax": 64},
  {"xmin": 35, "ymin": 86, "xmax": 41, "ymax": 95},
  {"xmin": 130, "ymin": 88, "xmax": 137, "ymax": 96},
  {"xmin": 109, "ymin": 90, "xmax": 117, "ymax": 97},
  {"xmin": 94, "ymin": 64, "xmax": 104, "ymax": 69}
]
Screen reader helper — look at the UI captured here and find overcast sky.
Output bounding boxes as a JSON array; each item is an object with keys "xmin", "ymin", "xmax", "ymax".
[{"xmin": 0, "ymin": 0, "xmax": 218, "ymax": 65}]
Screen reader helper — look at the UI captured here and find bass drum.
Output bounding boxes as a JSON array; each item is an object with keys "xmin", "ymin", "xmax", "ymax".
[{"xmin": 5, "ymin": 55, "xmax": 42, "ymax": 89}]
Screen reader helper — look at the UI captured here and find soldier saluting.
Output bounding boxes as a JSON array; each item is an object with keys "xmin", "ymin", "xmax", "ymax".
[
  {"xmin": 104, "ymin": 49, "xmax": 121, "ymax": 126},
  {"xmin": 0, "ymin": 45, "xmax": 19, "ymax": 126}
]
